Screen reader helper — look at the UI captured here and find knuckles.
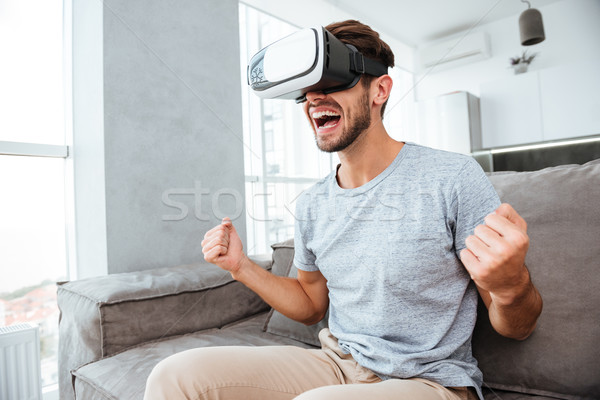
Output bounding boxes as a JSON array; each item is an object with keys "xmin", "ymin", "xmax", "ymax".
[
  {"xmin": 483, "ymin": 213, "xmax": 496, "ymax": 226},
  {"xmin": 473, "ymin": 224, "xmax": 489, "ymax": 237},
  {"xmin": 512, "ymin": 231, "xmax": 529, "ymax": 250},
  {"xmin": 201, "ymin": 225, "xmax": 230, "ymax": 255},
  {"xmin": 520, "ymin": 218, "xmax": 528, "ymax": 232},
  {"xmin": 465, "ymin": 235, "xmax": 476, "ymax": 247},
  {"xmin": 203, "ymin": 250, "xmax": 214, "ymax": 262},
  {"xmin": 473, "ymin": 225, "xmax": 483, "ymax": 236},
  {"xmin": 497, "ymin": 203, "xmax": 512, "ymax": 214}
]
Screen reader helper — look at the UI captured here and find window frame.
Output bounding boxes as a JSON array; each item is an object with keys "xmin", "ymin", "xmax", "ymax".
[
  {"xmin": 239, "ymin": 4, "xmax": 337, "ymax": 255},
  {"xmin": 0, "ymin": 142, "xmax": 69, "ymax": 158}
]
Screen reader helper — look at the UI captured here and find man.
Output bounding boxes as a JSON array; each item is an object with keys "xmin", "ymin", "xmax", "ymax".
[{"xmin": 145, "ymin": 20, "xmax": 542, "ymax": 400}]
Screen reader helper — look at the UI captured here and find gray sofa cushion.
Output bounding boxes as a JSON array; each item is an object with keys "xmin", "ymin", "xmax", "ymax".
[
  {"xmin": 263, "ymin": 239, "xmax": 329, "ymax": 347},
  {"xmin": 73, "ymin": 313, "xmax": 316, "ymax": 400},
  {"xmin": 473, "ymin": 159, "xmax": 600, "ymax": 400}
]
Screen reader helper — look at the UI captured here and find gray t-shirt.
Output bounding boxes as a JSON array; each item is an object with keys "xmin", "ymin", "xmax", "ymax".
[{"xmin": 293, "ymin": 143, "xmax": 500, "ymax": 398}]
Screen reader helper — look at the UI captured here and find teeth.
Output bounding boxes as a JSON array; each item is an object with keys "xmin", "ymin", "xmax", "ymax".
[{"xmin": 311, "ymin": 110, "xmax": 340, "ymax": 119}]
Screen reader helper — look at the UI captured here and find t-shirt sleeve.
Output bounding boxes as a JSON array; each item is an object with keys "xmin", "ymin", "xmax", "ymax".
[
  {"xmin": 293, "ymin": 191, "xmax": 319, "ymax": 272},
  {"xmin": 451, "ymin": 158, "xmax": 501, "ymax": 257}
]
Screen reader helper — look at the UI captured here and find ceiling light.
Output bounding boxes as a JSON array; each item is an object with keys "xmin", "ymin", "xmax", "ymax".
[{"xmin": 519, "ymin": 0, "xmax": 546, "ymax": 46}]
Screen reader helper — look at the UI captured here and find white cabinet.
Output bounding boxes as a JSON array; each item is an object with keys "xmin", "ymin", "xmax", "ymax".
[
  {"xmin": 415, "ymin": 91, "xmax": 481, "ymax": 155},
  {"xmin": 480, "ymin": 60, "xmax": 600, "ymax": 148},
  {"xmin": 480, "ymin": 72, "xmax": 543, "ymax": 149},
  {"xmin": 540, "ymin": 62, "xmax": 600, "ymax": 141}
]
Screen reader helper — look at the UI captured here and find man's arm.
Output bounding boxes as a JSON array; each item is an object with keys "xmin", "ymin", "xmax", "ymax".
[
  {"xmin": 461, "ymin": 203, "xmax": 543, "ymax": 340},
  {"xmin": 201, "ymin": 218, "xmax": 329, "ymax": 325}
]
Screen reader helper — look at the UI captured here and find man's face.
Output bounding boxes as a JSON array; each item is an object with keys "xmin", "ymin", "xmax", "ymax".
[{"xmin": 303, "ymin": 81, "xmax": 372, "ymax": 153}]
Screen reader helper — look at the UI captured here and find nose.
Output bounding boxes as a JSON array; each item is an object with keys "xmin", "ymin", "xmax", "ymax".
[{"xmin": 305, "ymin": 91, "xmax": 327, "ymax": 104}]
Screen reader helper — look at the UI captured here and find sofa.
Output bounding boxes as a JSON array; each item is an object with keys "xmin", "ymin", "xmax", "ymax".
[{"xmin": 57, "ymin": 159, "xmax": 600, "ymax": 400}]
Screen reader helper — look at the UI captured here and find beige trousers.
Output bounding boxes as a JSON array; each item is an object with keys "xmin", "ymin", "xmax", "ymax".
[{"xmin": 144, "ymin": 329, "xmax": 478, "ymax": 400}]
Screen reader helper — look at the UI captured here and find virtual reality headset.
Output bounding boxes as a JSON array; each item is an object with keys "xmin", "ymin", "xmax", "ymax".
[{"xmin": 247, "ymin": 26, "xmax": 389, "ymax": 103}]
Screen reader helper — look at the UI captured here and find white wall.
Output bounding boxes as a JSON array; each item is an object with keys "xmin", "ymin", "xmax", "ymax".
[{"xmin": 414, "ymin": 0, "xmax": 600, "ymax": 101}]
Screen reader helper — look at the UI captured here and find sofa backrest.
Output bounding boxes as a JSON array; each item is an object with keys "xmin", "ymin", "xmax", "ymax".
[{"xmin": 472, "ymin": 159, "xmax": 600, "ymax": 400}]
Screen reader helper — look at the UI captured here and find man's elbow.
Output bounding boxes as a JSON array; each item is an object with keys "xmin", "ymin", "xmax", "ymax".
[
  {"xmin": 491, "ymin": 322, "xmax": 533, "ymax": 340},
  {"xmin": 301, "ymin": 310, "xmax": 327, "ymax": 326},
  {"xmin": 504, "ymin": 323, "xmax": 537, "ymax": 341}
]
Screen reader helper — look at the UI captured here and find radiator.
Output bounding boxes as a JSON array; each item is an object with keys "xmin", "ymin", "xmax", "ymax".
[{"xmin": 0, "ymin": 323, "xmax": 42, "ymax": 400}]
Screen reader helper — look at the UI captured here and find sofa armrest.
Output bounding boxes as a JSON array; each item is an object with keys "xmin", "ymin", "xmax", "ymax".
[{"xmin": 57, "ymin": 255, "xmax": 271, "ymax": 399}]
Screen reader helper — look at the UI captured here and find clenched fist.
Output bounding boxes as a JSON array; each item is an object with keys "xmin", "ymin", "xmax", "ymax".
[
  {"xmin": 461, "ymin": 203, "xmax": 530, "ymax": 302},
  {"xmin": 201, "ymin": 217, "xmax": 247, "ymax": 275}
]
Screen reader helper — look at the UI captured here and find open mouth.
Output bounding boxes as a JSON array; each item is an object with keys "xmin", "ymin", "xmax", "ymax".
[{"xmin": 312, "ymin": 110, "xmax": 341, "ymax": 129}]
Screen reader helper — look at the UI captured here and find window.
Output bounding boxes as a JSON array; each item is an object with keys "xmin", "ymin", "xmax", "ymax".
[
  {"xmin": 239, "ymin": 4, "xmax": 335, "ymax": 255},
  {"xmin": 238, "ymin": 4, "xmax": 415, "ymax": 254},
  {"xmin": 0, "ymin": 0, "xmax": 71, "ymax": 391}
]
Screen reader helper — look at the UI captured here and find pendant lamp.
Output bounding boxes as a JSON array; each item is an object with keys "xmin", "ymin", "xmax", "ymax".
[{"xmin": 519, "ymin": 0, "xmax": 545, "ymax": 46}]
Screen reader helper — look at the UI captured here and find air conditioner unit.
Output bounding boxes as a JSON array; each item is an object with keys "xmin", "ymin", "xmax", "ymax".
[{"xmin": 419, "ymin": 32, "xmax": 491, "ymax": 72}]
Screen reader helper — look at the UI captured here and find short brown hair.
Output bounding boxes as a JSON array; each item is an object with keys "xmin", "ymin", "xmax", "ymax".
[{"xmin": 325, "ymin": 20, "xmax": 395, "ymax": 117}]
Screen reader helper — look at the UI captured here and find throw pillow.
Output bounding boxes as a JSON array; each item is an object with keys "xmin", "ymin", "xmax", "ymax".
[{"xmin": 263, "ymin": 239, "xmax": 328, "ymax": 347}]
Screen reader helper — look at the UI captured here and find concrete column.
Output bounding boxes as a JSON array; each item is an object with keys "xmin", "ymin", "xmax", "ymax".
[{"xmin": 73, "ymin": 0, "xmax": 246, "ymax": 276}]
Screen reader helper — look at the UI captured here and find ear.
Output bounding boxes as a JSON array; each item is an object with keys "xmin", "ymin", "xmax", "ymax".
[{"xmin": 372, "ymin": 74, "xmax": 393, "ymax": 108}]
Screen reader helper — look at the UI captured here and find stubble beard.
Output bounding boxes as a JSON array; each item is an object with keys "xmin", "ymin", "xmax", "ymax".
[{"xmin": 315, "ymin": 91, "xmax": 371, "ymax": 153}]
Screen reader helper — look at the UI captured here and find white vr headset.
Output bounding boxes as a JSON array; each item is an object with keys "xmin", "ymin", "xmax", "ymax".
[{"xmin": 247, "ymin": 26, "xmax": 388, "ymax": 103}]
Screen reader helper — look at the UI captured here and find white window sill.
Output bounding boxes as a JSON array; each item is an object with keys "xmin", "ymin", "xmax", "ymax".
[{"xmin": 43, "ymin": 384, "xmax": 59, "ymax": 400}]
